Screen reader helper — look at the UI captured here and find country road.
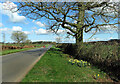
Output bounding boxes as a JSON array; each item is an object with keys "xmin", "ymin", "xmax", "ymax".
[{"xmin": 1, "ymin": 45, "xmax": 52, "ymax": 82}]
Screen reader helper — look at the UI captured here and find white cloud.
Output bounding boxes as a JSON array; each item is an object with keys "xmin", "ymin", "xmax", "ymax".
[
  {"xmin": 64, "ymin": 24, "xmax": 69, "ymax": 26},
  {"xmin": 0, "ymin": 23, "xmax": 3, "ymax": 27},
  {"xmin": 12, "ymin": 26, "xmax": 22, "ymax": 31},
  {"xmin": 102, "ymin": 25, "xmax": 118, "ymax": 30},
  {"xmin": 0, "ymin": 28, "xmax": 12, "ymax": 34},
  {"xmin": 57, "ymin": 29, "xmax": 66, "ymax": 34},
  {"xmin": 32, "ymin": 27, "xmax": 37, "ymax": 30},
  {"xmin": 92, "ymin": 2, "xmax": 118, "ymax": 16},
  {"xmin": 0, "ymin": 28, "xmax": 9, "ymax": 32},
  {"xmin": 34, "ymin": 28, "xmax": 66, "ymax": 35},
  {"xmin": 23, "ymin": 31, "xmax": 30, "ymax": 35},
  {"xmin": 32, "ymin": 20, "xmax": 35, "ymax": 22},
  {"xmin": 0, "ymin": 26, "xmax": 31, "ymax": 36},
  {"xmin": 0, "ymin": 1, "xmax": 26, "ymax": 23},
  {"xmin": 87, "ymin": 24, "xmax": 118, "ymax": 34},
  {"xmin": 48, "ymin": 29, "xmax": 67, "ymax": 34},
  {"xmin": 31, "ymin": 30, "xmax": 34, "ymax": 33},
  {"xmin": 35, "ymin": 21, "xmax": 45, "ymax": 27},
  {"xmin": 109, "ymin": 37, "xmax": 113, "ymax": 39},
  {"xmin": 35, "ymin": 28, "xmax": 50, "ymax": 35},
  {"xmin": 9, "ymin": 13, "xmax": 26, "ymax": 23},
  {"xmin": 101, "ymin": 25, "xmax": 118, "ymax": 33}
]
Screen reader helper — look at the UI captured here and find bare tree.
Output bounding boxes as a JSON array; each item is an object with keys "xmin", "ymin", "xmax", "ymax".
[
  {"xmin": 14, "ymin": 1, "xmax": 119, "ymax": 57},
  {"xmin": 11, "ymin": 31, "xmax": 28, "ymax": 43}
]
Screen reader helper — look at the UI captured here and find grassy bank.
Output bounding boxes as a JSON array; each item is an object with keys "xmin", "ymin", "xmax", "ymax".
[{"xmin": 21, "ymin": 47, "xmax": 113, "ymax": 82}]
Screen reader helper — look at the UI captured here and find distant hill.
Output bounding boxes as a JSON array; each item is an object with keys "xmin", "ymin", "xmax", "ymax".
[
  {"xmin": 108, "ymin": 39, "xmax": 120, "ymax": 42},
  {"xmin": 32, "ymin": 41, "xmax": 56, "ymax": 44},
  {"xmin": 86, "ymin": 39, "xmax": 120, "ymax": 45}
]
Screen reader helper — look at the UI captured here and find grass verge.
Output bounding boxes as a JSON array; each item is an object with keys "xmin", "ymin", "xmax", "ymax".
[
  {"xmin": 1, "ymin": 44, "xmax": 49, "ymax": 55},
  {"xmin": 21, "ymin": 46, "xmax": 113, "ymax": 82}
]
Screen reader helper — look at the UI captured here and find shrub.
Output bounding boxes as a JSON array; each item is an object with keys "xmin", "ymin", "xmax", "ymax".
[{"xmin": 58, "ymin": 42, "xmax": 120, "ymax": 81}]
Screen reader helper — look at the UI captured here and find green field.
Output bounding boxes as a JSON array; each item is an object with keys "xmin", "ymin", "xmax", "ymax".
[
  {"xmin": 2, "ymin": 43, "xmax": 44, "ymax": 47},
  {"xmin": 1, "ymin": 43, "xmax": 50, "ymax": 55},
  {"xmin": 1, "ymin": 47, "xmax": 36, "ymax": 55},
  {"xmin": 21, "ymin": 47, "xmax": 113, "ymax": 82}
]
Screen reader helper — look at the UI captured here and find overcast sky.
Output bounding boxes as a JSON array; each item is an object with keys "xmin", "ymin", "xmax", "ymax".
[{"xmin": 0, "ymin": 1, "xmax": 118, "ymax": 43}]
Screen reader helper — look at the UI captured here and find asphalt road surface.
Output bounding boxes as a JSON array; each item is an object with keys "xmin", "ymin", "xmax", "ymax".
[{"xmin": 1, "ymin": 45, "xmax": 52, "ymax": 82}]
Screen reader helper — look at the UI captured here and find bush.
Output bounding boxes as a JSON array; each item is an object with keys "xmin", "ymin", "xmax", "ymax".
[
  {"xmin": 58, "ymin": 42, "xmax": 120, "ymax": 81},
  {"xmin": 57, "ymin": 43, "xmax": 77, "ymax": 56}
]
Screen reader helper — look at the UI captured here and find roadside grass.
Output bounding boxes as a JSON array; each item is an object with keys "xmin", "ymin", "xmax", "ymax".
[
  {"xmin": 21, "ymin": 47, "xmax": 113, "ymax": 82},
  {"xmin": 2, "ymin": 43, "xmax": 45, "ymax": 47},
  {"xmin": 1, "ymin": 44, "xmax": 49, "ymax": 55},
  {"xmin": 1, "ymin": 47, "xmax": 35, "ymax": 55}
]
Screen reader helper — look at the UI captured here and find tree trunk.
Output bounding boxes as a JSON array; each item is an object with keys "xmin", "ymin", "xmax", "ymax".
[
  {"xmin": 75, "ymin": 28, "xmax": 84, "ymax": 59},
  {"xmin": 75, "ymin": 2, "xmax": 85, "ymax": 59}
]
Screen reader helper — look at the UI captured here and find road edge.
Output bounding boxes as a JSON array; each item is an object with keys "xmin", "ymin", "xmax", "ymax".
[{"xmin": 16, "ymin": 48, "xmax": 48, "ymax": 82}]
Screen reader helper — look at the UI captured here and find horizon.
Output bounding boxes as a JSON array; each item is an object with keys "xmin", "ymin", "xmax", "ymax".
[{"xmin": 0, "ymin": 38, "xmax": 119, "ymax": 44}]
